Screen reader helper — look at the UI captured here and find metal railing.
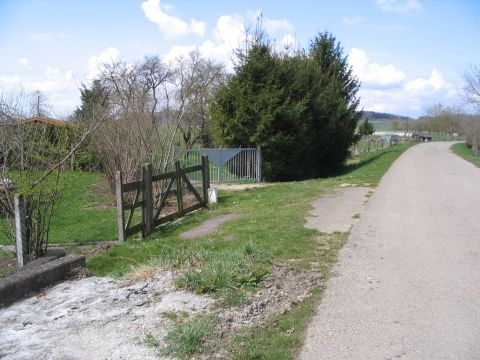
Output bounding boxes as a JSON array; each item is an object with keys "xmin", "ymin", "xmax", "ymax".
[{"xmin": 182, "ymin": 148, "xmax": 262, "ymax": 183}]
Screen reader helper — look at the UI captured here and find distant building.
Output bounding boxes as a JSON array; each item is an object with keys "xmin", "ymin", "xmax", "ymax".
[
  {"xmin": 412, "ymin": 133, "xmax": 432, "ymax": 142},
  {"xmin": 22, "ymin": 116, "xmax": 67, "ymax": 127},
  {"xmin": 379, "ymin": 133, "xmax": 400, "ymax": 143}
]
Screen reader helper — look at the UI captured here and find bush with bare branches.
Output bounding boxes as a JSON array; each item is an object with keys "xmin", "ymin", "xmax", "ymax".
[
  {"xmin": 75, "ymin": 54, "xmax": 225, "ymax": 192},
  {"xmin": 1, "ymin": 89, "xmax": 104, "ymax": 260}
]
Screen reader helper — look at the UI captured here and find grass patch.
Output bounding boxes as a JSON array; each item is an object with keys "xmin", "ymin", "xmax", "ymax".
[
  {"xmin": 163, "ymin": 315, "xmax": 216, "ymax": 358},
  {"xmin": 144, "ymin": 333, "xmax": 160, "ymax": 348},
  {"xmin": 0, "ymin": 249, "xmax": 16, "ymax": 278},
  {"xmin": 0, "ymin": 172, "xmax": 117, "ymax": 245},
  {"xmin": 451, "ymin": 142, "xmax": 480, "ymax": 167}
]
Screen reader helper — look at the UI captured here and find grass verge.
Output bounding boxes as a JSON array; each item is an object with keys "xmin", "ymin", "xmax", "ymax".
[
  {"xmin": 451, "ymin": 142, "xmax": 480, "ymax": 167},
  {"xmin": 86, "ymin": 143, "xmax": 412, "ymax": 358},
  {"xmin": 0, "ymin": 172, "xmax": 117, "ymax": 245}
]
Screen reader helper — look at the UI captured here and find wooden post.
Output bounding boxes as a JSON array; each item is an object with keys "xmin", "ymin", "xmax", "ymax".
[
  {"xmin": 201, "ymin": 155, "xmax": 209, "ymax": 205},
  {"xmin": 14, "ymin": 194, "xmax": 28, "ymax": 268},
  {"xmin": 115, "ymin": 171, "xmax": 125, "ymax": 242},
  {"xmin": 175, "ymin": 161, "xmax": 184, "ymax": 216},
  {"xmin": 70, "ymin": 144, "xmax": 75, "ymax": 171},
  {"xmin": 143, "ymin": 163, "xmax": 153, "ymax": 235}
]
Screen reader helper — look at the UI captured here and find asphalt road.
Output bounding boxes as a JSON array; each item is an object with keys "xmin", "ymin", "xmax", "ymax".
[{"xmin": 300, "ymin": 142, "xmax": 480, "ymax": 360}]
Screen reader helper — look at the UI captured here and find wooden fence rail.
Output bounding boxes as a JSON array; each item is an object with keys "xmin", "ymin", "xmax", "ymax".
[{"xmin": 116, "ymin": 155, "xmax": 210, "ymax": 241}]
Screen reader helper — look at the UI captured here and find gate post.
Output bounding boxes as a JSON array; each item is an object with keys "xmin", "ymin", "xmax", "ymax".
[
  {"xmin": 256, "ymin": 147, "xmax": 262, "ymax": 182},
  {"xmin": 115, "ymin": 171, "xmax": 125, "ymax": 242},
  {"xmin": 14, "ymin": 194, "xmax": 28, "ymax": 268},
  {"xmin": 201, "ymin": 155, "xmax": 210, "ymax": 205},
  {"xmin": 175, "ymin": 161, "xmax": 184, "ymax": 216},
  {"xmin": 143, "ymin": 163, "xmax": 153, "ymax": 236},
  {"xmin": 218, "ymin": 148, "xmax": 222, "ymax": 183}
]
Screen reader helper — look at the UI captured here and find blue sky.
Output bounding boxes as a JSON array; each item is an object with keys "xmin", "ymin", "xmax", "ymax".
[{"xmin": 0, "ymin": 0, "xmax": 479, "ymax": 117}]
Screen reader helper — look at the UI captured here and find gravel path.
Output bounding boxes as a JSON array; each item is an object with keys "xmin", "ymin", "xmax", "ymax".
[
  {"xmin": 300, "ymin": 142, "xmax": 480, "ymax": 360},
  {"xmin": 180, "ymin": 213, "xmax": 240, "ymax": 239},
  {"xmin": 0, "ymin": 271, "xmax": 214, "ymax": 359},
  {"xmin": 304, "ymin": 187, "xmax": 372, "ymax": 233}
]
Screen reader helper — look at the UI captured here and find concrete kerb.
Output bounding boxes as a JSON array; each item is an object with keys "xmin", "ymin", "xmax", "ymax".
[{"xmin": 0, "ymin": 252, "xmax": 86, "ymax": 308}]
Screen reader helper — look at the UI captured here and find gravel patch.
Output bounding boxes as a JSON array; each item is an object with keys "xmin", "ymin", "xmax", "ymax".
[
  {"xmin": 304, "ymin": 187, "xmax": 373, "ymax": 233},
  {"xmin": 0, "ymin": 270, "xmax": 214, "ymax": 360},
  {"xmin": 180, "ymin": 213, "xmax": 241, "ymax": 239}
]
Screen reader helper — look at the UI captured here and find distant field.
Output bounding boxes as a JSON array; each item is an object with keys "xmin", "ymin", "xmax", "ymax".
[{"xmin": 371, "ymin": 120, "xmax": 393, "ymax": 132}]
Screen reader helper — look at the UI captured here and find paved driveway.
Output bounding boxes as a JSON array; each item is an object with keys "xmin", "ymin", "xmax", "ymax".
[{"xmin": 300, "ymin": 142, "xmax": 480, "ymax": 360}]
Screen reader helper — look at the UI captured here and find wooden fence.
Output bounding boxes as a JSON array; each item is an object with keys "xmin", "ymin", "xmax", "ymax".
[{"xmin": 115, "ymin": 156, "xmax": 210, "ymax": 241}]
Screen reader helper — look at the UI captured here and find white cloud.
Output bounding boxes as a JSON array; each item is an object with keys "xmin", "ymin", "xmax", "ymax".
[
  {"xmin": 349, "ymin": 48, "xmax": 406, "ymax": 86},
  {"xmin": 18, "ymin": 58, "xmax": 29, "ymax": 67},
  {"xmin": 141, "ymin": 0, "xmax": 206, "ymax": 38},
  {"xmin": 163, "ymin": 12, "xmax": 295, "ymax": 72},
  {"xmin": 348, "ymin": 48, "xmax": 457, "ymax": 115},
  {"xmin": 87, "ymin": 47, "xmax": 120, "ymax": 78},
  {"xmin": 405, "ymin": 69, "xmax": 447, "ymax": 92},
  {"xmin": 0, "ymin": 67, "xmax": 80, "ymax": 113},
  {"xmin": 163, "ymin": 44, "xmax": 197, "ymax": 64},
  {"xmin": 376, "ymin": 0, "xmax": 423, "ymax": 13},
  {"xmin": 163, "ymin": 14, "xmax": 246, "ymax": 71},
  {"xmin": 359, "ymin": 69, "xmax": 457, "ymax": 115},
  {"xmin": 281, "ymin": 33, "xmax": 295, "ymax": 50},
  {"xmin": 342, "ymin": 16, "xmax": 364, "ymax": 26}
]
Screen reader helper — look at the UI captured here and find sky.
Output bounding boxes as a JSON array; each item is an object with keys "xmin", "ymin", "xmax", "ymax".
[{"xmin": 0, "ymin": 0, "xmax": 479, "ymax": 118}]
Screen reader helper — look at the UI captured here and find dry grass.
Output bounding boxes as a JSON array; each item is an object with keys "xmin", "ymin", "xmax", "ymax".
[{"xmin": 124, "ymin": 265, "xmax": 158, "ymax": 284}]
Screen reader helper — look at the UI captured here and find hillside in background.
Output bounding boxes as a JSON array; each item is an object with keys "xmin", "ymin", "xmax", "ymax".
[{"xmin": 362, "ymin": 111, "xmax": 412, "ymax": 121}]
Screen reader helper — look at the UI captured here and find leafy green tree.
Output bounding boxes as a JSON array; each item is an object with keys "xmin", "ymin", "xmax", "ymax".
[
  {"xmin": 74, "ymin": 80, "xmax": 110, "ymax": 123},
  {"xmin": 358, "ymin": 118, "xmax": 375, "ymax": 138},
  {"xmin": 211, "ymin": 30, "xmax": 361, "ymax": 181}
]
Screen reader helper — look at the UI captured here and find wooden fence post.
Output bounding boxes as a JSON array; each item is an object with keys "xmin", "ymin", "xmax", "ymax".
[
  {"xmin": 201, "ymin": 155, "xmax": 209, "ymax": 205},
  {"xmin": 115, "ymin": 171, "xmax": 125, "ymax": 242},
  {"xmin": 175, "ymin": 161, "xmax": 184, "ymax": 216},
  {"xmin": 14, "ymin": 194, "xmax": 28, "ymax": 268},
  {"xmin": 143, "ymin": 163, "xmax": 153, "ymax": 235}
]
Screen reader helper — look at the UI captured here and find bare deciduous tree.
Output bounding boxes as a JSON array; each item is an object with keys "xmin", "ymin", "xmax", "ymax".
[
  {"xmin": 465, "ymin": 66, "xmax": 480, "ymax": 112},
  {"xmin": 175, "ymin": 51, "xmax": 225, "ymax": 149},
  {"xmin": 77, "ymin": 53, "xmax": 224, "ymax": 192}
]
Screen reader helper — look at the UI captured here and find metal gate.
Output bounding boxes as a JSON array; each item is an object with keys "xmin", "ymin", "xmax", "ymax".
[{"xmin": 183, "ymin": 148, "xmax": 261, "ymax": 183}]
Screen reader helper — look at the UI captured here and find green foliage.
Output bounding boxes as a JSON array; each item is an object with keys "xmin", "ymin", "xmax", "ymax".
[
  {"xmin": 74, "ymin": 80, "xmax": 109, "ymax": 122},
  {"xmin": 144, "ymin": 333, "xmax": 160, "ymax": 348},
  {"xmin": 211, "ymin": 31, "xmax": 361, "ymax": 181},
  {"xmin": 0, "ymin": 249, "xmax": 15, "ymax": 278},
  {"xmin": 163, "ymin": 315, "xmax": 216, "ymax": 358},
  {"xmin": 358, "ymin": 118, "xmax": 375, "ymax": 138},
  {"xmin": 451, "ymin": 142, "xmax": 480, "ymax": 167}
]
